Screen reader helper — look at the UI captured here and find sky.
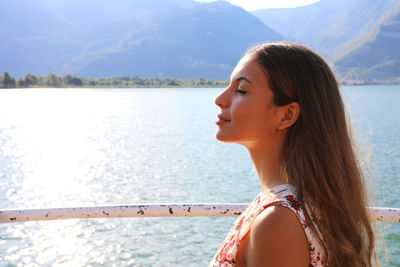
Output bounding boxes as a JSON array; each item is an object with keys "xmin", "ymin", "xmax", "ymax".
[{"xmin": 195, "ymin": 0, "xmax": 320, "ymax": 11}]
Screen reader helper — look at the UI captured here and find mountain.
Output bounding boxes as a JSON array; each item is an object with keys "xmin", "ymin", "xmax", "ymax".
[
  {"xmin": 335, "ymin": 10, "xmax": 400, "ymax": 81},
  {"xmin": 0, "ymin": 0, "xmax": 80, "ymax": 76},
  {"xmin": 0, "ymin": 0, "xmax": 283, "ymax": 78},
  {"xmin": 2, "ymin": 0, "xmax": 398, "ymax": 81},
  {"xmin": 66, "ymin": 1, "xmax": 283, "ymax": 78},
  {"xmin": 252, "ymin": 0, "xmax": 400, "ymax": 63},
  {"xmin": 35, "ymin": 0, "xmax": 198, "ymax": 31}
]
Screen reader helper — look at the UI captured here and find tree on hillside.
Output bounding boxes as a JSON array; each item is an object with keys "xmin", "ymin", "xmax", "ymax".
[
  {"xmin": 167, "ymin": 79, "xmax": 180, "ymax": 86},
  {"xmin": 117, "ymin": 76, "xmax": 130, "ymax": 81},
  {"xmin": 46, "ymin": 73, "xmax": 64, "ymax": 87},
  {"xmin": 18, "ymin": 78, "xmax": 26, "ymax": 87},
  {"xmin": 196, "ymin": 78, "xmax": 205, "ymax": 86},
  {"xmin": 87, "ymin": 78, "xmax": 97, "ymax": 86},
  {"xmin": 111, "ymin": 79, "xmax": 122, "ymax": 86},
  {"xmin": 25, "ymin": 73, "xmax": 40, "ymax": 87},
  {"xmin": 3, "ymin": 72, "xmax": 16, "ymax": 88},
  {"xmin": 64, "ymin": 74, "xmax": 83, "ymax": 86}
]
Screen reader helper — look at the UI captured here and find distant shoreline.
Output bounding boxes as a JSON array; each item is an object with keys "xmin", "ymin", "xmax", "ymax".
[
  {"xmin": 1, "ymin": 71, "xmax": 399, "ymax": 89},
  {"xmin": 0, "ymin": 72, "xmax": 229, "ymax": 89},
  {"xmin": 339, "ymin": 80, "xmax": 400, "ymax": 86},
  {"xmin": 2, "ymin": 83, "xmax": 400, "ymax": 89},
  {"xmin": 0, "ymin": 85, "xmax": 228, "ymax": 89}
]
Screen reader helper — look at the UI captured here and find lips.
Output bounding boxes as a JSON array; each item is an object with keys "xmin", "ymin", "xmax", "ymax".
[{"xmin": 216, "ymin": 114, "xmax": 230, "ymax": 125}]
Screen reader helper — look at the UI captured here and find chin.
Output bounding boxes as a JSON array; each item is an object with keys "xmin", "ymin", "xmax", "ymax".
[
  {"xmin": 215, "ymin": 130, "xmax": 227, "ymax": 142},
  {"xmin": 215, "ymin": 130, "xmax": 235, "ymax": 143}
]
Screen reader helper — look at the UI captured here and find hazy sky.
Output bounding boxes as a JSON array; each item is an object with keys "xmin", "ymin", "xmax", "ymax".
[{"xmin": 195, "ymin": 0, "xmax": 320, "ymax": 11}]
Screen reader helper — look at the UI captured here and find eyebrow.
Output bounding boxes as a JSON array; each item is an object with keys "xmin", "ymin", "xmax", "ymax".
[{"xmin": 235, "ymin": 76, "xmax": 253, "ymax": 86}]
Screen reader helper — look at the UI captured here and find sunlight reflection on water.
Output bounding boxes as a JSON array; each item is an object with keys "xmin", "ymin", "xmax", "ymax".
[{"xmin": 0, "ymin": 87, "xmax": 398, "ymax": 266}]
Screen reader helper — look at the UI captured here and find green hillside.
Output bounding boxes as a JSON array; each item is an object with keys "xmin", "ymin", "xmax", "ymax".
[
  {"xmin": 1, "ymin": 0, "xmax": 399, "ymax": 82},
  {"xmin": 253, "ymin": 0, "xmax": 400, "ymax": 62},
  {"xmin": 336, "ymin": 11, "xmax": 400, "ymax": 82},
  {"xmin": 0, "ymin": 0, "xmax": 282, "ymax": 79},
  {"xmin": 67, "ymin": 1, "xmax": 283, "ymax": 78}
]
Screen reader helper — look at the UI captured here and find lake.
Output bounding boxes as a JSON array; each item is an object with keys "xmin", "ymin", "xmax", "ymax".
[{"xmin": 0, "ymin": 86, "xmax": 399, "ymax": 266}]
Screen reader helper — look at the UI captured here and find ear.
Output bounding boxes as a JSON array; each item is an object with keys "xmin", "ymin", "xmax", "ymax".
[{"xmin": 277, "ymin": 102, "xmax": 300, "ymax": 130}]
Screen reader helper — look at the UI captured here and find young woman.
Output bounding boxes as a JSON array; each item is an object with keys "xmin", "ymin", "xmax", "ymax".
[{"xmin": 209, "ymin": 42, "xmax": 376, "ymax": 267}]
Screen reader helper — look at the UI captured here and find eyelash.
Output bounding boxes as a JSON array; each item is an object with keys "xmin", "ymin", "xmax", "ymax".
[{"xmin": 235, "ymin": 89, "xmax": 247, "ymax": 94}]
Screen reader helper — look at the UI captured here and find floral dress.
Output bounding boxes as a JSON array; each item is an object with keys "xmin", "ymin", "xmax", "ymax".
[{"xmin": 209, "ymin": 184, "xmax": 327, "ymax": 267}]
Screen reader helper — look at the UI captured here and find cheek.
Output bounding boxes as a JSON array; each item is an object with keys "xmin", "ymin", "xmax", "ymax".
[
  {"xmin": 231, "ymin": 100, "xmax": 261, "ymax": 130},
  {"xmin": 233, "ymin": 100, "xmax": 276, "ymax": 134},
  {"xmin": 231, "ymin": 100, "xmax": 250, "ymax": 120}
]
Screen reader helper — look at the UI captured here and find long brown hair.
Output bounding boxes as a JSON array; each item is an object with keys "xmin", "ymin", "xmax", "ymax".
[{"xmin": 247, "ymin": 42, "xmax": 376, "ymax": 266}]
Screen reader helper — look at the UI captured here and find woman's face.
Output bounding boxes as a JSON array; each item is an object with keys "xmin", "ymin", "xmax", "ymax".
[{"xmin": 215, "ymin": 55, "xmax": 281, "ymax": 148}]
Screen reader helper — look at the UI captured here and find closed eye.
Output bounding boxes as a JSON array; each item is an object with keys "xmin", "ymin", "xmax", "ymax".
[{"xmin": 235, "ymin": 89, "xmax": 247, "ymax": 94}]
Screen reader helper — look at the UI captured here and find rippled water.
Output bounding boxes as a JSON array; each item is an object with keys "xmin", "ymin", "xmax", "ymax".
[{"xmin": 0, "ymin": 86, "xmax": 399, "ymax": 266}]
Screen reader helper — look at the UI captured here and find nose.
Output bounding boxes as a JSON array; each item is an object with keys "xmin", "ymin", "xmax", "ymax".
[{"xmin": 215, "ymin": 87, "xmax": 230, "ymax": 108}]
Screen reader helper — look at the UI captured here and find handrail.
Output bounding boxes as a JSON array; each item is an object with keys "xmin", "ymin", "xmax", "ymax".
[{"xmin": 0, "ymin": 204, "xmax": 399, "ymax": 224}]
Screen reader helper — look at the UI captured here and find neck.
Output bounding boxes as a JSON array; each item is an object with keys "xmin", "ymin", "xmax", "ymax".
[{"xmin": 246, "ymin": 140, "xmax": 286, "ymax": 192}]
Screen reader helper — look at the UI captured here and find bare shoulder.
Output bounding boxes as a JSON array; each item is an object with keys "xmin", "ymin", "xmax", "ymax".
[{"xmin": 244, "ymin": 205, "xmax": 309, "ymax": 267}]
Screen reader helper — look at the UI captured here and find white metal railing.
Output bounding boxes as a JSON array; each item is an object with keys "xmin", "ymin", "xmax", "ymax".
[{"xmin": 0, "ymin": 204, "xmax": 399, "ymax": 224}]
